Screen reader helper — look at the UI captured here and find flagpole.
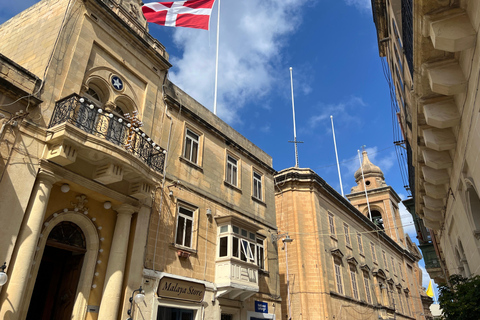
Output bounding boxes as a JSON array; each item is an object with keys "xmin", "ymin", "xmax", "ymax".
[
  {"xmin": 213, "ymin": 0, "xmax": 220, "ymax": 115},
  {"xmin": 330, "ymin": 115, "xmax": 344, "ymax": 197},
  {"xmin": 358, "ymin": 149, "xmax": 372, "ymax": 221},
  {"xmin": 290, "ymin": 67, "xmax": 299, "ymax": 168}
]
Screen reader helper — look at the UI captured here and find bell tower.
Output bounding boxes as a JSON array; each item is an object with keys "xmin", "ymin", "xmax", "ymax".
[{"xmin": 346, "ymin": 151, "xmax": 406, "ymax": 247}]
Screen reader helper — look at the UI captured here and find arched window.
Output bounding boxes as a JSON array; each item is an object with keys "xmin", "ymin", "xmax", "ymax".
[
  {"xmin": 47, "ymin": 221, "xmax": 86, "ymax": 251},
  {"xmin": 466, "ymin": 183, "xmax": 480, "ymax": 237},
  {"xmin": 85, "ymin": 88, "xmax": 101, "ymax": 103},
  {"xmin": 371, "ymin": 210, "xmax": 384, "ymax": 229}
]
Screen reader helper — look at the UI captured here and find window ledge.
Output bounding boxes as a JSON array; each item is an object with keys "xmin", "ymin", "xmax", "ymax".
[
  {"xmin": 251, "ymin": 196, "xmax": 266, "ymax": 206},
  {"xmin": 346, "ymin": 245, "xmax": 352, "ymax": 250},
  {"xmin": 170, "ymin": 243, "xmax": 198, "ymax": 255},
  {"xmin": 330, "ymin": 235, "xmax": 338, "ymax": 241},
  {"xmin": 179, "ymin": 156, "xmax": 203, "ymax": 172},
  {"xmin": 224, "ymin": 180, "xmax": 242, "ymax": 193}
]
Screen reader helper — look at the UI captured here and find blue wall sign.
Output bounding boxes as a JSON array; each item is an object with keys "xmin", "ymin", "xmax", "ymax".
[{"xmin": 254, "ymin": 301, "xmax": 268, "ymax": 313}]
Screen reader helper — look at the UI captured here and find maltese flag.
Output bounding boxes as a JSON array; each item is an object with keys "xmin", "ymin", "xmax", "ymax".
[{"xmin": 142, "ymin": 0, "xmax": 216, "ymax": 30}]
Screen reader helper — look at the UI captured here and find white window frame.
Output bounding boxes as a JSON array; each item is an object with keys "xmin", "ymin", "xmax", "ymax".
[
  {"xmin": 252, "ymin": 170, "xmax": 263, "ymax": 200},
  {"xmin": 183, "ymin": 128, "xmax": 200, "ymax": 164},
  {"xmin": 226, "ymin": 154, "xmax": 239, "ymax": 187},
  {"xmin": 256, "ymin": 236, "xmax": 266, "ymax": 270},
  {"xmin": 216, "ymin": 224, "xmax": 260, "ymax": 266},
  {"xmin": 175, "ymin": 205, "xmax": 195, "ymax": 249}
]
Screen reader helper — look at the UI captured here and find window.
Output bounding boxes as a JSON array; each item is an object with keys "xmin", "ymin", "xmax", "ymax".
[
  {"xmin": 86, "ymin": 88, "xmax": 101, "ymax": 102},
  {"xmin": 158, "ymin": 307, "xmax": 194, "ymax": 320},
  {"xmin": 217, "ymin": 224, "xmax": 261, "ymax": 265},
  {"xmin": 364, "ymin": 274, "xmax": 372, "ymax": 304},
  {"xmin": 334, "ymin": 259, "xmax": 344, "ymax": 295},
  {"xmin": 253, "ymin": 170, "xmax": 263, "ymax": 200},
  {"xmin": 388, "ymin": 283, "xmax": 395, "ymax": 307},
  {"xmin": 397, "ymin": 288, "xmax": 404, "ymax": 313},
  {"xmin": 398, "ymin": 262, "xmax": 403, "ymax": 278},
  {"xmin": 382, "ymin": 250, "xmax": 388, "ymax": 270},
  {"xmin": 391, "ymin": 257, "xmax": 396, "ymax": 275},
  {"xmin": 175, "ymin": 206, "xmax": 195, "ymax": 248},
  {"xmin": 328, "ymin": 213, "xmax": 336, "ymax": 236},
  {"xmin": 370, "ymin": 242, "xmax": 377, "ymax": 263},
  {"xmin": 357, "ymin": 233, "xmax": 363, "ymax": 254},
  {"xmin": 184, "ymin": 129, "xmax": 200, "ymax": 164},
  {"xmin": 344, "ymin": 223, "xmax": 351, "ymax": 247},
  {"xmin": 257, "ymin": 237, "xmax": 265, "ymax": 270},
  {"xmin": 226, "ymin": 155, "xmax": 238, "ymax": 186},
  {"xmin": 350, "ymin": 267, "xmax": 359, "ymax": 300},
  {"xmin": 405, "ymin": 292, "xmax": 411, "ymax": 316}
]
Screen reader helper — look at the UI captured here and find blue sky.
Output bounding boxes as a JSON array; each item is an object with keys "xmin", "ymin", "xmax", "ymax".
[{"xmin": 1, "ymin": 0, "xmax": 439, "ymax": 299}]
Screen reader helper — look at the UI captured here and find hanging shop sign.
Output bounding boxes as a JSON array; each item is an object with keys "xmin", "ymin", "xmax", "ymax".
[{"xmin": 158, "ymin": 277, "xmax": 206, "ymax": 302}]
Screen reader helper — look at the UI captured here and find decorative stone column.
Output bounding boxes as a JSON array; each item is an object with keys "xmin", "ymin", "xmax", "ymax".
[
  {"xmin": 0, "ymin": 170, "xmax": 60, "ymax": 320},
  {"xmin": 121, "ymin": 205, "xmax": 151, "ymax": 319},
  {"xmin": 98, "ymin": 204, "xmax": 136, "ymax": 320}
]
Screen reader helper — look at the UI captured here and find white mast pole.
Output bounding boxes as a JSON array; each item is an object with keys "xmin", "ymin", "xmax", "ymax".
[
  {"xmin": 331, "ymin": 115, "xmax": 344, "ymax": 197},
  {"xmin": 213, "ymin": 0, "xmax": 221, "ymax": 115},
  {"xmin": 290, "ymin": 67, "xmax": 299, "ymax": 168},
  {"xmin": 358, "ymin": 149, "xmax": 372, "ymax": 221}
]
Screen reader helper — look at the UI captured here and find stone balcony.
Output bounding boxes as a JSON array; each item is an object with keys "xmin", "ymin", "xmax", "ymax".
[
  {"xmin": 215, "ymin": 258, "xmax": 259, "ymax": 301},
  {"xmin": 45, "ymin": 94, "xmax": 165, "ymax": 199}
]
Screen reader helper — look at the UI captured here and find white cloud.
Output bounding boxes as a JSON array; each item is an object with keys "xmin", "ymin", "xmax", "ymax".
[
  {"xmin": 169, "ymin": 0, "xmax": 311, "ymax": 124},
  {"xmin": 344, "ymin": 0, "xmax": 371, "ymax": 11},
  {"xmin": 308, "ymin": 96, "xmax": 366, "ymax": 129}
]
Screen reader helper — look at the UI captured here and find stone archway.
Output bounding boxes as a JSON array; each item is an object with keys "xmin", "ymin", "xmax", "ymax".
[
  {"xmin": 23, "ymin": 212, "xmax": 99, "ymax": 320},
  {"xmin": 26, "ymin": 222, "xmax": 86, "ymax": 320}
]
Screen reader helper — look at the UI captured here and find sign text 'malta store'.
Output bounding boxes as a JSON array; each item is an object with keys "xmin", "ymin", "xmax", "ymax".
[{"xmin": 158, "ymin": 277, "xmax": 206, "ymax": 303}]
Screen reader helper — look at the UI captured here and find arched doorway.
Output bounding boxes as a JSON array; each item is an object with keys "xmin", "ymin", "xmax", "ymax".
[{"xmin": 26, "ymin": 222, "xmax": 86, "ymax": 320}]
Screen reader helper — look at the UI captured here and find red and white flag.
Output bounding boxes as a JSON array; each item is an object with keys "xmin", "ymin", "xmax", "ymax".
[{"xmin": 142, "ymin": 0, "xmax": 216, "ymax": 30}]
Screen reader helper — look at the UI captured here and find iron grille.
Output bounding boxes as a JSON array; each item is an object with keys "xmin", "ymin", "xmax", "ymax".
[
  {"xmin": 402, "ymin": 0, "xmax": 413, "ymax": 78},
  {"xmin": 49, "ymin": 93, "xmax": 166, "ymax": 174}
]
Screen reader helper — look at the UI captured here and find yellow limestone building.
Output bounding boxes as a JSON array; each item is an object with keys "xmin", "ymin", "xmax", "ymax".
[
  {"xmin": 371, "ymin": 0, "xmax": 480, "ymax": 282},
  {"xmin": 274, "ymin": 152, "xmax": 431, "ymax": 320},
  {"xmin": 0, "ymin": 0, "xmax": 281, "ymax": 319}
]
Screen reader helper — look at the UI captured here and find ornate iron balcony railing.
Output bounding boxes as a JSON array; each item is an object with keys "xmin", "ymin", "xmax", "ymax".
[{"xmin": 49, "ymin": 93, "xmax": 165, "ymax": 174}]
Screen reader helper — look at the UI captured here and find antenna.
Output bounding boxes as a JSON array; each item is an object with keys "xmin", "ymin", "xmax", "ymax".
[
  {"xmin": 289, "ymin": 67, "xmax": 303, "ymax": 167},
  {"xmin": 330, "ymin": 116, "xmax": 344, "ymax": 197}
]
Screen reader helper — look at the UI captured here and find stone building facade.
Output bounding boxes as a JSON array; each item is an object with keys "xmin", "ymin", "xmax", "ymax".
[
  {"xmin": 0, "ymin": 0, "xmax": 281, "ymax": 319},
  {"xmin": 274, "ymin": 154, "xmax": 430, "ymax": 320},
  {"xmin": 371, "ymin": 0, "xmax": 480, "ymax": 282}
]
